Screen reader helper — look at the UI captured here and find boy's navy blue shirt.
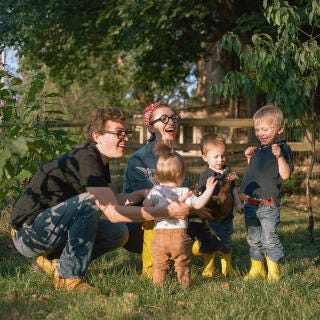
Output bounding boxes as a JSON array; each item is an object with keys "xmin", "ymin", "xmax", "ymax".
[
  {"xmin": 198, "ymin": 166, "xmax": 235, "ymax": 222},
  {"xmin": 240, "ymin": 140, "xmax": 294, "ymax": 206}
]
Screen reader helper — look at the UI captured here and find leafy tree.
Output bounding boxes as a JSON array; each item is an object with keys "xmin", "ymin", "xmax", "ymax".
[
  {"xmin": 0, "ymin": 1, "xmax": 268, "ymax": 107},
  {"xmin": 0, "ymin": 67, "xmax": 75, "ymax": 206},
  {"xmin": 212, "ymin": 0, "xmax": 320, "ymax": 242}
]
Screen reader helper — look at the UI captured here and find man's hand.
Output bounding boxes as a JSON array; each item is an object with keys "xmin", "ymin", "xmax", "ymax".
[
  {"xmin": 190, "ymin": 207, "xmax": 213, "ymax": 221},
  {"xmin": 114, "ymin": 188, "xmax": 149, "ymax": 206},
  {"xmin": 165, "ymin": 191, "xmax": 193, "ymax": 219}
]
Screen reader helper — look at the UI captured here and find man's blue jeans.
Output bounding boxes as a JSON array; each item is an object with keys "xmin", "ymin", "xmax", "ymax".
[
  {"xmin": 244, "ymin": 202, "xmax": 283, "ymax": 262},
  {"xmin": 12, "ymin": 193, "xmax": 129, "ymax": 279}
]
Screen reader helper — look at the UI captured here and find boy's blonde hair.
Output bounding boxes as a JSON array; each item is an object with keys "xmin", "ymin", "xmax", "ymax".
[
  {"xmin": 200, "ymin": 133, "xmax": 226, "ymax": 156},
  {"xmin": 154, "ymin": 142, "xmax": 185, "ymax": 184},
  {"xmin": 253, "ymin": 104, "xmax": 284, "ymax": 128}
]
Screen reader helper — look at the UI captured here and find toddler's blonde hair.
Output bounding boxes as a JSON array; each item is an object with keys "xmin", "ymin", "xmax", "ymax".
[
  {"xmin": 200, "ymin": 133, "xmax": 226, "ymax": 156},
  {"xmin": 154, "ymin": 142, "xmax": 185, "ymax": 185}
]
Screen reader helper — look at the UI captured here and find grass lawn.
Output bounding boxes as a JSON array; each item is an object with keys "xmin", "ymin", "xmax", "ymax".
[{"xmin": 0, "ymin": 196, "xmax": 319, "ymax": 320}]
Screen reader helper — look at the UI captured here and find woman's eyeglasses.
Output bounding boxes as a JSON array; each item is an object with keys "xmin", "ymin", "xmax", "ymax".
[
  {"xmin": 149, "ymin": 114, "xmax": 180, "ymax": 125},
  {"xmin": 100, "ymin": 130, "xmax": 133, "ymax": 139}
]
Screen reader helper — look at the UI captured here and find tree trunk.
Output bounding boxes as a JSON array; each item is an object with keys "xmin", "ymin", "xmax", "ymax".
[{"xmin": 302, "ymin": 93, "xmax": 316, "ymax": 244}]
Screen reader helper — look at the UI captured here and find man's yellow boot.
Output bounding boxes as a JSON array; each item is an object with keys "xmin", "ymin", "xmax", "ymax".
[
  {"xmin": 36, "ymin": 256, "xmax": 58, "ymax": 277},
  {"xmin": 10, "ymin": 228, "xmax": 17, "ymax": 241},
  {"xmin": 266, "ymin": 256, "xmax": 280, "ymax": 282},
  {"xmin": 220, "ymin": 253, "xmax": 237, "ymax": 277},
  {"xmin": 192, "ymin": 240, "xmax": 201, "ymax": 256},
  {"xmin": 142, "ymin": 222, "xmax": 154, "ymax": 279},
  {"xmin": 54, "ymin": 274, "xmax": 101, "ymax": 293},
  {"xmin": 192, "ymin": 240, "xmax": 215, "ymax": 278},
  {"xmin": 243, "ymin": 258, "xmax": 266, "ymax": 280}
]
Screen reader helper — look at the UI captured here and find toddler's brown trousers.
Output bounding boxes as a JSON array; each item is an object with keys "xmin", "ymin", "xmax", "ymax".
[{"xmin": 151, "ymin": 229, "xmax": 193, "ymax": 289}]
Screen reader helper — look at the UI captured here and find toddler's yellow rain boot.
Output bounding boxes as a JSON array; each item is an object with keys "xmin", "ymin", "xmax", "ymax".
[
  {"xmin": 192, "ymin": 240, "xmax": 215, "ymax": 278},
  {"xmin": 266, "ymin": 256, "xmax": 280, "ymax": 282},
  {"xmin": 220, "ymin": 252, "xmax": 237, "ymax": 277},
  {"xmin": 243, "ymin": 258, "xmax": 266, "ymax": 280}
]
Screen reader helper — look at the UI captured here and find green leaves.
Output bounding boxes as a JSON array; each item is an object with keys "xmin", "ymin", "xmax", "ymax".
[
  {"xmin": 212, "ymin": 1, "xmax": 320, "ymax": 122},
  {"xmin": 0, "ymin": 68, "xmax": 75, "ymax": 205},
  {"xmin": 0, "ymin": 1, "xmax": 268, "ymax": 104},
  {"xmin": 221, "ymin": 33, "xmax": 242, "ymax": 56}
]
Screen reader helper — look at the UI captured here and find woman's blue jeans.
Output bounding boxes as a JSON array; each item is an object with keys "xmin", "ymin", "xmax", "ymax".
[
  {"xmin": 244, "ymin": 202, "xmax": 283, "ymax": 262},
  {"xmin": 12, "ymin": 192, "xmax": 129, "ymax": 279}
]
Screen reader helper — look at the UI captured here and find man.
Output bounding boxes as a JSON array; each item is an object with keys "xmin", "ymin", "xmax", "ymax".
[{"xmin": 11, "ymin": 108, "xmax": 203, "ymax": 293}]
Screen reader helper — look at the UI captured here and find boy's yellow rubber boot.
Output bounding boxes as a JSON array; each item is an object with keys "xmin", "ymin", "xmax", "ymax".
[
  {"xmin": 192, "ymin": 240, "xmax": 215, "ymax": 278},
  {"xmin": 220, "ymin": 253, "xmax": 237, "ymax": 277},
  {"xmin": 243, "ymin": 258, "xmax": 266, "ymax": 280},
  {"xmin": 266, "ymin": 256, "xmax": 280, "ymax": 282},
  {"xmin": 202, "ymin": 253, "xmax": 215, "ymax": 278},
  {"xmin": 142, "ymin": 222, "xmax": 155, "ymax": 279}
]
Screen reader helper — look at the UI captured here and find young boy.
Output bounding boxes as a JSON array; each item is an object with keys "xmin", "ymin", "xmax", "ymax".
[
  {"xmin": 240, "ymin": 104, "xmax": 294, "ymax": 281},
  {"xmin": 190, "ymin": 133, "xmax": 243, "ymax": 277}
]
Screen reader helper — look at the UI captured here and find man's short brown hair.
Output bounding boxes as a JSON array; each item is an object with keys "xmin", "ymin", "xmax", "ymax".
[{"xmin": 86, "ymin": 108, "xmax": 126, "ymax": 144}]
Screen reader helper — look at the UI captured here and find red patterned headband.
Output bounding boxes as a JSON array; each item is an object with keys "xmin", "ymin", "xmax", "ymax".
[{"xmin": 144, "ymin": 102, "xmax": 160, "ymax": 127}]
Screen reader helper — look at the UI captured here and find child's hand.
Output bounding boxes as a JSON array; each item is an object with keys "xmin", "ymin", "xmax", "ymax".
[
  {"xmin": 236, "ymin": 202, "xmax": 244, "ymax": 214},
  {"xmin": 244, "ymin": 146, "xmax": 257, "ymax": 160},
  {"xmin": 205, "ymin": 176, "xmax": 218, "ymax": 191},
  {"xmin": 271, "ymin": 143, "xmax": 282, "ymax": 159}
]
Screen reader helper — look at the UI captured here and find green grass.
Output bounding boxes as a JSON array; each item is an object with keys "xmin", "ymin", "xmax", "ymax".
[{"xmin": 0, "ymin": 200, "xmax": 319, "ymax": 320}]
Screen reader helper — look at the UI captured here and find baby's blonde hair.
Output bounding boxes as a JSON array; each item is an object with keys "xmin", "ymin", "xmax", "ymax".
[
  {"xmin": 253, "ymin": 104, "xmax": 284, "ymax": 128},
  {"xmin": 154, "ymin": 142, "xmax": 185, "ymax": 184},
  {"xmin": 200, "ymin": 133, "xmax": 226, "ymax": 156}
]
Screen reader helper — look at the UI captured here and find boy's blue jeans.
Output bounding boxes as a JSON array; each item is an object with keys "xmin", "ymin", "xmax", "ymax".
[
  {"xmin": 244, "ymin": 203, "xmax": 283, "ymax": 262},
  {"xmin": 209, "ymin": 219, "xmax": 234, "ymax": 254},
  {"xmin": 12, "ymin": 192, "xmax": 129, "ymax": 279}
]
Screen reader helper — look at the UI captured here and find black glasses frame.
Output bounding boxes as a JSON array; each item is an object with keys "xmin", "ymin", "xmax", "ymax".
[
  {"xmin": 99, "ymin": 130, "xmax": 133, "ymax": 139},
  {"xmin": 149, "ymin": 114, "xmax": 180, "ymax": 125}
]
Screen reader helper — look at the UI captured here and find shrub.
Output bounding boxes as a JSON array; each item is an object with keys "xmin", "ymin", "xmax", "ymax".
[{"xmin": 0, "ymin": 68, "xmax": 75, "ymax": 206}]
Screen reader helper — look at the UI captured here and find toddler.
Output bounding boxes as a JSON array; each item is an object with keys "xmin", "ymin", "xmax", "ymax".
[
  {"xmin": 143, "ymin": 142, "xmax": 217, "ymax": 289},
  {"xmin": 190, "ymin": 134, "xmax": 243, "ymax": 277}
]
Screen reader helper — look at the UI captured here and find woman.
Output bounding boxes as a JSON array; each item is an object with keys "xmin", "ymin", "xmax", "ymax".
[
  {"xmin": 123, "ymin": 102, "xmax": 187, "ymax": 278},
  {"xmin": 11, "ymin": 108, "xmax": 193, "ymax": 293}
]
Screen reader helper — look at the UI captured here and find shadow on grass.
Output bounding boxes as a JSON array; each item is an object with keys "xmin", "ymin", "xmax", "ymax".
[
  {"xmin": 0, "ymin": 233, "xmax": 31, "ymax": 277},
  {"xmin": 1, "ymin": 210, "xmax": 318, "ymax": 285}
]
